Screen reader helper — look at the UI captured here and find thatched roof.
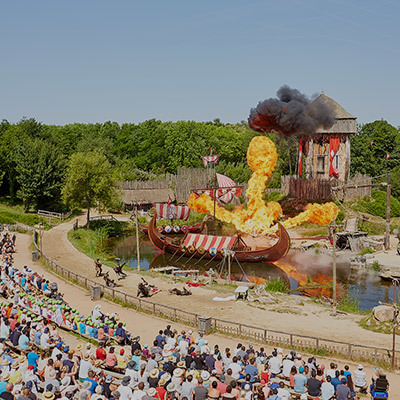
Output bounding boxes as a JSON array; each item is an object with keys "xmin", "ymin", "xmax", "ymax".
[
  {"xmin": 312, "ymin": 91, "xmax": 356, "ymax": 119},
  {"xmin": 121, "ymin": 189, "xmax": 175, "ymax": 204}
]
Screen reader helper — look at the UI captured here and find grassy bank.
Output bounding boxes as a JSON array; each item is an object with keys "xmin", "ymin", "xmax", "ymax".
[
  {"xmin": 0, "ymin": 199, "xmax": 80, "ymax": 228},
  {"xmin": 0, "ymin": 202, "xmax": 39, "ymax": 226},
  {"xmin": 68, "ymin": 220, "xmax": 132, "ymax": 267}
]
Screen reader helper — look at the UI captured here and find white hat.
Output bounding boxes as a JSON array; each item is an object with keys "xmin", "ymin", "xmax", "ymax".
[
  {"xmin": 173, "ymin": 368, "xmax": 183, "ymax": 377},
  {"xmin": 166, "ymin": 383, "xmax": 175, "ymax": 392},
  {"xmin": 296, "ymin": 354, "xmax": 302, "ymax": 359},
  {"xmin": 286, "ymin": 355, "xmax": 292, "ymax": 360},
  {"xmin": 148, "ymin": 388, "xmax": 157, "ymax": 397},
  {"xmin": 188, "ymin": 330, "xmax": 192, "ymax": 334},
  {"xmin": 201, "ymin": 371, "xmax": 210, "ymax": 380},
  {"xmin": 244, "ymin": 384, "xmax": 250, "ymax": 391},
  {"xmin": 358, "ymin": 364, "xmax": 363, "ymax": 370}
]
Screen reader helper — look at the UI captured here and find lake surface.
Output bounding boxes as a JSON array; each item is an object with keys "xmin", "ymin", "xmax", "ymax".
[{"xmin": 105, "ymin": 234, "xmax": 397, "ymax": 311}]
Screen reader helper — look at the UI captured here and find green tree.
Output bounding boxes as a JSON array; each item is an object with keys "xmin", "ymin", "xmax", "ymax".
[
  {"xmin": 351, "ymin": 120, "xmax": 400, "ymax": 177},
  {"xmin": 15, "ymin": 138, "xmax": 66, "ymax": 211},
  {"xmin": 62, "ymin": 152, "xmax": 117, "ymax": 227}
]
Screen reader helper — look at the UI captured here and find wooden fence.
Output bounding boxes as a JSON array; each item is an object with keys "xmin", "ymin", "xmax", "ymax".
[
  {"xmin": 38, "ymin": 209, "xmax": 73, "ymax": 221},
  {"xmin": 280, "ymin": 175, "xmax": 372, "ymax": 201},
  {"xmin": 31, "ymin": 231, "xmax": 399, "ymax": 368}
]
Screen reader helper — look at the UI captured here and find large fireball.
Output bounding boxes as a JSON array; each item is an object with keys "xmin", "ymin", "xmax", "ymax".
[{"xmin": 188, "ymin": 135, "xmax": 338, "ymax": 235}]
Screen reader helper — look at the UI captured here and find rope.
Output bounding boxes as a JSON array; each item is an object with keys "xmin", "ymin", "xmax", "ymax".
[{"xmin": 234, "ymin": 254, "xmax": 250, "ymax": 282}]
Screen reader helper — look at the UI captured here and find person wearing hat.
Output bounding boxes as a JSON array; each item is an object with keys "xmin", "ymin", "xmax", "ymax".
[
  {"xmin": 148, "ymin": 369, "xmax": 159, "ymax": 388},
  {"xmin": 171, "ymin": 368, "xmax": 183, "ymax": 394},
  {"xmin": 144, "ymin": 387, "xmax": 157, "ymax": 400},
  {"xmin": 118, "ymin": 376, "xmax": 133, "ymax": 400},
  {"xmin": 353, "ymin": 364, "xmax": 367, "ymax": 392},
  {"xmin": 78, "ymin": 354, "xmax": 93, "ymax": 382},
  {"xmin": 44, "ymin": 369, "xmax": 60, "ymax": 393},
  {"xmin": 293, "ymin": 366, "xmax": 307, "ymax": 394},
  {"xmin": 0, "ymin": 373, "xmax": 10, "ymax": 395},
  {"xmin": 102, "ymin": 375, "xmax": 115, "ymax": 399}
]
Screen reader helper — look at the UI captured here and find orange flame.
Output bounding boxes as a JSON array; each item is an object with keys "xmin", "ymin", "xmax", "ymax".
[{"xmin": 188, "ymin": 136, "xmax": 338, "ymax": 234}]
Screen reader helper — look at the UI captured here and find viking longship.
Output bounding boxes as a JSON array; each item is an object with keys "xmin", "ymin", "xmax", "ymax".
[
  {"xmin": 139, "ymin": 203, "xmax": 205, "ymax": 235},
  {"xmin": 148, "ymin": 212, "xmax": 290, "ymax": 263}
]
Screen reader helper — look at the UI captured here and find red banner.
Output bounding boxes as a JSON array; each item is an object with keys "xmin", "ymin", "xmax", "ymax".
[{"xmin": 329, "ymin": 138, "xmax": 340, "ymax": 178}]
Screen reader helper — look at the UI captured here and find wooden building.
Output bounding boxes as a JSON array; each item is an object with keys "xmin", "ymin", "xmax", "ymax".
[{"xmin": 303, "ymin": 91, "xmax": 357, "ymax": 182}]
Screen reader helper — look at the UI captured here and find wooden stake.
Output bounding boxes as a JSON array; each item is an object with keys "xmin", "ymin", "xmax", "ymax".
[{"xmin": 135, "ymin": 205, "xmax": 141, "ymax": 271}]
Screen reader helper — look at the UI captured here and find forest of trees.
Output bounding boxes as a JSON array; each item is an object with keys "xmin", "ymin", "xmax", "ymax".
[{"xmin": 0, "ymin": 117, "xmax": 398, "ymax": 212}]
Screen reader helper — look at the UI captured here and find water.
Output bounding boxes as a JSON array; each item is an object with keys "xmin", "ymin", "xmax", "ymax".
[{"xmin": 105, "ymin": 234, "xmax": 397, "ymax": 311}]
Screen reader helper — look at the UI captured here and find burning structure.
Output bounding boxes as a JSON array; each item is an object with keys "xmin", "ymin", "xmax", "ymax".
[
  {"xmin": 248, "ymin": 86, "xmax": 357, "ymax": 182},
  {"xmin": 249, "ymin": 86, "xmax": 357, "ymax": 201}
]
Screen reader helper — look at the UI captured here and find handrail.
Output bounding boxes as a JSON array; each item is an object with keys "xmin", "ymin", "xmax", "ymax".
[{"xmin": 30, "ymin": 229, "xmax": 399, "ymax": 368}]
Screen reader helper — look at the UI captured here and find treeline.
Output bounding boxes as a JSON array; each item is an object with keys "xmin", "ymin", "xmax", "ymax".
[
  {"xmin": 0, "ymin": 117, "xmax": 398, "ymax": 212},
  {"xmin": 0, "ymin": 118, "xmax": 298, "ymax": 211}
]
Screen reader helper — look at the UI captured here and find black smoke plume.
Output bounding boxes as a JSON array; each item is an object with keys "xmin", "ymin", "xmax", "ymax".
[{"xmin": 248, "ymin": 85, "xmax": 335, "ymax": 136}]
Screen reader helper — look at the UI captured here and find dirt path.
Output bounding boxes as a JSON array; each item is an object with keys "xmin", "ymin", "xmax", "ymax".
[
  {"xmin": 13, "ymin": 231, "xmax": 400, "ymax": 394},
  {"xmin": 39, "ymin": 213, "xmax": 396, "ymax": 350}
]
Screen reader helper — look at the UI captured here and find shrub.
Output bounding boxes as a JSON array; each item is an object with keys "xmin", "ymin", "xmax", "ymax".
[
  {"xmin": 359, "ymin": 247, "xmax": 374, "ymax": 255},
  {"xmin": 355, "ymin": 190, "xmax": 400, "ymax": 218},
  {"xmin": 337, "ymin": 293, "xmax": 359, "ymax": 313},
  {"xmin": 264, "ymin": 278, "xmax": 288, "ymax": 293}
]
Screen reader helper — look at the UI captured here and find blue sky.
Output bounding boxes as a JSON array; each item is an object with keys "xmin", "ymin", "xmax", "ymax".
[{"xmin": 1, "ymin": 0, "xmax": 399, "ymax": 126}]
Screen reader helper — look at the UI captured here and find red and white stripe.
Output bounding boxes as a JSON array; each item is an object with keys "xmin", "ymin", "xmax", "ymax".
[
  {"xmin": 202, "ymin": 155, "xmax": 219, "ymax": 167},
  {"xmin": 216, "ymin": 173, "xmax": 235, "ymax": 188},
  {"xmin": 183, "ymin": 234, "xmax": 236, "ymax": 251},
  {"xmin": 154, "ymin": 203, "xmax": 190, "ymax": 220}
]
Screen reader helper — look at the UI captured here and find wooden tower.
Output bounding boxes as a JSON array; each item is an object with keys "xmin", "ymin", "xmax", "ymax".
[{"xmin": 302, "ymin": 91, "xmax": 357, "ymax": 182}]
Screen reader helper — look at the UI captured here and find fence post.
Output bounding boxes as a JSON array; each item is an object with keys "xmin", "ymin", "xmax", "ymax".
[
  {"xmin": 153, "ymin": 303, "xmax": 156, "ymax": 314},
  {"xmin": 112, "ymin": 289, "xmax": 115, "ymax": 298},
  {"xmin": 239, "ymin": 324, "xmax": 242, "ymax": 336},
  {"xmin": 348, "ymin": 344, "xmax": 352, "ymax": 358},
  {"xmin": 264, "ymin": 330, "xmax": 267, "ymax": 342},
  {"xmin": 174, "ymin": 309, "xmax": 177, "ymax": 321},
  {"xmin": 374, "ymin": 348, "xmax": 377, "ymax": 363},
  {"xmin": 316, "ymin": 338, "xmax": 319, "ymax": 352},
  {"xmin": 290, "ymin": 334, "xmax": 293, "ymax": 347},
  {"xmin": 124, "ymin": 294, "xmax": 127, "ymax": 304}
]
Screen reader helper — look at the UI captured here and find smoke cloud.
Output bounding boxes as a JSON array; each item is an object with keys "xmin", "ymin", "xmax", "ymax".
[{"xmin": 248, "ymin": 85, "xmax": 335, "ymax": 136}]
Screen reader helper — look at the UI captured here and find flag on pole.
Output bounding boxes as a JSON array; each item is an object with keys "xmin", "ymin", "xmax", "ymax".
[
  {"xmin": 386, "ymin": 153, "xmax": 390, "ymax": 160},
  {"xmin": 370, "ymin": 140, "xmax": 374, "ymax": 146}
]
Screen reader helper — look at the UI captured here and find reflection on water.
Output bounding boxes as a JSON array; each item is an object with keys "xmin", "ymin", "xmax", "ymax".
[{"xmin": 105, "ymin": 234, "xmax": 396, "ymax": 310}]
